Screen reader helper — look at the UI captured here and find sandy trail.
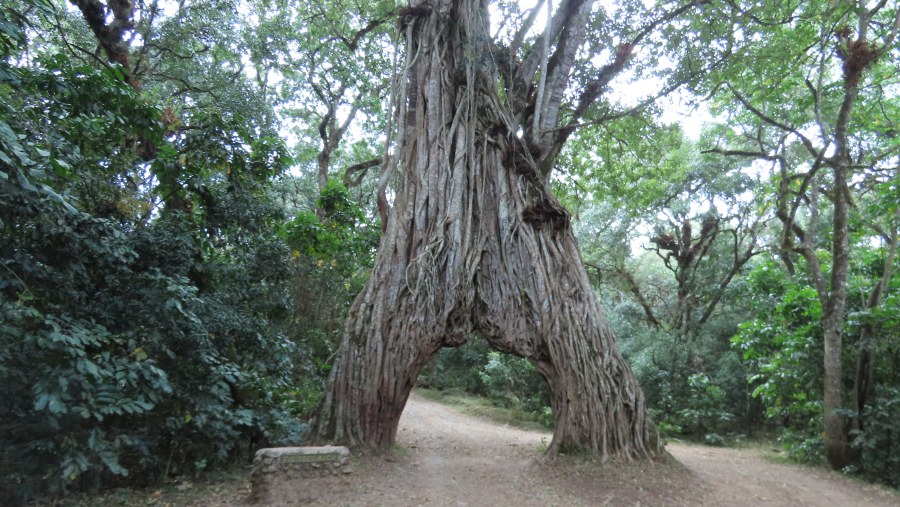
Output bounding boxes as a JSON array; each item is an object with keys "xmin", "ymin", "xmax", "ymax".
[
  {"xmin": 668, "ymin": 444, "xmax": 898, "ymax": 506},
  {"xmin": 286, "ymin": 392, "xmax": 899, "ymax": 506}
]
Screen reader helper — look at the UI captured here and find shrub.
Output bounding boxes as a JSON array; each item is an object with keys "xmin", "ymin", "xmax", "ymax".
[
  {"xmin": 850, "ymin": 386, "xmax": 900, "ymax": 487},
  {"xmin": 672, "ymin": 373, "xmax": 733, "ymax": 439}
]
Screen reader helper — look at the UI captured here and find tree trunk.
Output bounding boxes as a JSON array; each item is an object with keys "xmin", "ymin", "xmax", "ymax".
[
  {"xmin": 312, "ymin": 0, "xmax": 658, "ymax": 460},
  {"xmin": 822, "ymin": 161, "xmax": 849, "ymax": 470},
  {"xmin": 820, "ymin": 19, "xmax": 878, "ymax": 467}
]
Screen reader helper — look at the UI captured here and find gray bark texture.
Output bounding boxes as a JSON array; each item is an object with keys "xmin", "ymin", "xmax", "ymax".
[{"xmin": 312, "ymin": 0, "xmax": 659, "ymax": 461}]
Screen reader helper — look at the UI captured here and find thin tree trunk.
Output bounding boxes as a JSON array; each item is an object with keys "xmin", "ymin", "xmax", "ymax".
[
  {"xmin": 822, "ymin": 161, "xmax": 849, "ymax": 469},
  {"xmin": 313, "ymin": 0, "xmax": 658, "ymax": 460}
]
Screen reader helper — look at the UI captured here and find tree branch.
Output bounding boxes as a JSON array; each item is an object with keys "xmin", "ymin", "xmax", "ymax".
[
  {"xmin": 702, "ymin": 148, "xmax": 784, "ymax": 163},
  {"xmin": 70, "ymin": 0, "xmax": 135, "ymax": 83},
  {"xmin": 343, "ymin": 158, "xmax": 381, "ymax": 188},
  {"xmin": 508, "ymin": 0, "xmax": 546, "ymax": 56},
  {"xmin": 335, "ymin": 11, "xmax": 395, "ymax": 51},
  {"xmin": 728, "ymin": 84, "xmax": 821, "ymax": 160},
  {"xmin": 517, "ymin": 0, "xmax": 587, "ymax": 93}
]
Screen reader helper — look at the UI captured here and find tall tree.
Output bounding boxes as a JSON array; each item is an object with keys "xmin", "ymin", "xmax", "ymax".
[
  {"xmin": 246, "ymin": 1, "xmax": 395, "ymax": 194},
  {"xmin": 700, "ymin": 0, "xmax": 900, "ymax": 468},
  {"xmin": 313, "ymin": 0, "xmax": 709, "ymax": 459}
]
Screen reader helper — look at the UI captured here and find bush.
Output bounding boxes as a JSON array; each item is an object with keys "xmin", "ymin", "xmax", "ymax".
[
  {"xmin": 850, "ymin": 386, "xmax": 900, "ymax": 487},
  {"xmin": 421, "ymin": 339, "xmax": 491, "ymax": 394},
  {"xmin": 423, "ymin": 338, "xmax": 552, "ymax": 427},
  {"xmin": 731, "ymin": 264, "xmax": 826, "ymax": 457},
  {"xmin": 672, "ymin": 373, "xmax": 733, "ymax": 439},
  {"xmin": 280, "ymin": 179, "xmax": 379, "ymax": 417},
  {"xmin": 478, "ymin": 352, "xmax": 549, "ymax": 414},
  {"xmin": 0, "ymin": 55, "xmax": 305, "ymax": 503},
  {"xmin": 608, "ymin": 300, "xmax": 749, "ymax": 442}
]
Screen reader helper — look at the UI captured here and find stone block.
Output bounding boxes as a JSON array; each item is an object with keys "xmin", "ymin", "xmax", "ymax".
[{"xmin": 250, "ymin": 446, "xmax": 351, "ymax": 504}]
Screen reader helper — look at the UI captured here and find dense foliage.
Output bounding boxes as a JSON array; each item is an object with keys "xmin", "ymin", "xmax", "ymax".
[
  {"xmin": 0, "ymin": 50, "xmax": 310, "ymax": 500},
  {"xmin": 735, "ymin": 252, "xmax": 900, "ymax": 486},
  {"xmin": 279, "ymin": 180, "xmax": 380, "ymax": 415},
  {"xmin": 424, "ymin": 338, "xmax": 552, "ymax": 428}
]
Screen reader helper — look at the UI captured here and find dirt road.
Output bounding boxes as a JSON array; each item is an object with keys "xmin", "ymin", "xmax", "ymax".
[{"xmin": 281, "ymin": 393, "xmax": 899, "ymax": 506}]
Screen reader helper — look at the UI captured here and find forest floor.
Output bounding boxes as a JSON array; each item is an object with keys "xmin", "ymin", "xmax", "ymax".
[{"xmin": 78, "ymin": 391, "xmax": 900, "ymax": 506}]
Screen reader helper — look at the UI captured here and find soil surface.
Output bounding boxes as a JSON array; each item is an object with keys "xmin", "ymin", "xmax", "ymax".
[{"xmin": 251, "ymin": 392, "xmax": 899, "ymax": 506}]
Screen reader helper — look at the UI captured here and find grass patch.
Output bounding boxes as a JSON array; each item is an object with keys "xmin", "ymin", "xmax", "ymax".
[{"xmin": 416, "ymin": 388, "xmax": 552, "ymax": 432}]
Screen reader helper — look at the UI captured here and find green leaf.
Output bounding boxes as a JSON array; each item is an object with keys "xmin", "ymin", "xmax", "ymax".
[
  {"xmin": 0, "ymin": 121, "xmax": 32, "ymax": 165},
  {"xmin": 34, "ymin": 392, "xmax": 49, "ymax": 411}
]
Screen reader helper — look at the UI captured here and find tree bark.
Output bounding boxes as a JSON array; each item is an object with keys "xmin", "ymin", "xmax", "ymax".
[
  {"xmin": 822, "ymin": 162, "xmax": 849, "ymax": 470},
  {"xmin": 312, "ymin": 0, "xmax": 659, "ymax": 460}
]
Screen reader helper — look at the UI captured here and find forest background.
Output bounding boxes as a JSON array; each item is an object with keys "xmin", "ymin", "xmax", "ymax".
[{"xmin": 0, "ymin": 0, "xmax": 898, "ymax": 503}]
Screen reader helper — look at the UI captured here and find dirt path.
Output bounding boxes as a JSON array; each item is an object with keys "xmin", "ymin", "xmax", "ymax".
[
  {"xmin": 667, "ymin": 444, "xmax": 898, "ymax": 506},
  {"xmin": 275, "ymin": 393, "xmax": 899, "ymax": 506}
]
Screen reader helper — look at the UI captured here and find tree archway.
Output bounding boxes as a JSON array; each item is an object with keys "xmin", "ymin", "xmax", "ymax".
[{"xmin": 312, "ymin": 0, "xmax": 660, "ymax": 460}]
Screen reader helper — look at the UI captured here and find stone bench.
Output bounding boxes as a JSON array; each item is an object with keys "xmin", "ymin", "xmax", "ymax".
[{"xmin": 250, "ymin": 446, "xmax": 352, "ymax": 504}]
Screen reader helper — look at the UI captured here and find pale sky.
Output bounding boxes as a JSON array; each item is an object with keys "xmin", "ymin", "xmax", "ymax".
[{"xmin": 502, "ymin": 0, "xmax": 709, "ymax": 139}]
